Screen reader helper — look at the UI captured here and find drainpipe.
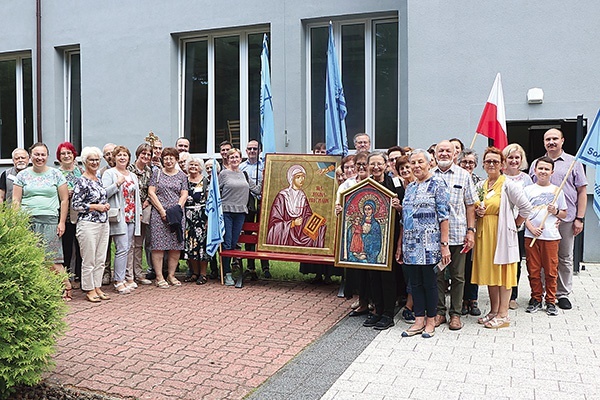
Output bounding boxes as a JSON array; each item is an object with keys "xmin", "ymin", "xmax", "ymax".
[{"xmin": 36, "ymin": 0, "xmax": 42, "ymax": 141}]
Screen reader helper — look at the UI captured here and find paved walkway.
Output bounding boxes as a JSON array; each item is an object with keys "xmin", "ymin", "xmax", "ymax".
[
  {"xmin": 47, "ymin": 279, "xmax": 348, "ymax": 399},
  {"xmin": 318, "ymin": 263, "xmax": 600, "ymax": 400},
  {"xmin": 46, "ymin": 264, "xmax": 600, "ymax": 399}
]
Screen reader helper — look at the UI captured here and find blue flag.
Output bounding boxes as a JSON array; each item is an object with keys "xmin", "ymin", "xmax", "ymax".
[
  {"xmin": 576, "ymin": 109, "xmax": 600, "ymax": 220},
  {"xmin": 325, "ymin": 22, "xmax": 348, "ymax": 157},
  {"xmin": 206, "ymin": 160, "xmax": 225, "ymax": 257},
  {"xmin": 260, "ymin": 34, "xmax": 276, "ymax": 157}
]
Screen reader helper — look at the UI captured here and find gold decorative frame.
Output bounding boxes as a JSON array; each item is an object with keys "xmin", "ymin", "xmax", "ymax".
[
  {"xmin": 335, "ymin": 178, "xmax": 397, "ymax": 271},
  {"xmin": 258, "ymin": 154, "xmax": 340, "ymax": 256}
]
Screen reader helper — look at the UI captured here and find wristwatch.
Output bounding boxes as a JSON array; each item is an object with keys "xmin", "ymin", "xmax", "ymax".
[
  {"xmin": 575, "ymin": 217, "xmax": 585, "ymax": 223},
  {"xmin": 467, "ymin": 227, "xmax": 476, "ymax": 233},
  {"xmin": 440, "ymin": 241, "xmax": 449, "ymax": 246}
]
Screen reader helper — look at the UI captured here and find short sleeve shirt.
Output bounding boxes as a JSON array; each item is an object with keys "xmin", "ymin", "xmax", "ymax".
[{"xmin": 14, "ymin": 167, "xmax": 66, "ymax": 217}]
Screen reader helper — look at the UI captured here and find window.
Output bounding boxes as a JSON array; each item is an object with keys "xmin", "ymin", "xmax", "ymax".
[
  {"xmin": 308, "ymin": 17, "xmax": 399, "ymax": 150},
  {"xmin": 0, "ymin": 53, "xmax": 34, "ymax": 160},
  {"xmin": 181, "ymin": 28, "xmax": 268, "ymax": 155},
  {"xmin": 65, "ymin": 50, "xmax": 82, "ymax": 153}
]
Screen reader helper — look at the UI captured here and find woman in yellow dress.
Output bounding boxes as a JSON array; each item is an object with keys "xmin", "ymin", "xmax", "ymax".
[{"xmin": 472, "ymin": 147, "xmax": 532, "ymax": 329}]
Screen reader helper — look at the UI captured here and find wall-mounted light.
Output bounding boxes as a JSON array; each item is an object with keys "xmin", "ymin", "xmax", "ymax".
[{"xmin": 527, "ymin": 88, "xmax": 544, "ymax": 104}]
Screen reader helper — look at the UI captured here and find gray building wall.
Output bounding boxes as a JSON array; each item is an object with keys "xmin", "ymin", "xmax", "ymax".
[{"xmin": 1, "ymin": 0, "xmax": 599, "ymax": 260}]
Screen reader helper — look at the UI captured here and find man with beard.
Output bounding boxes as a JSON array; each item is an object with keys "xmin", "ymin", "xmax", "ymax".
[
  {"xmin": 529, "ymin": 128, "xmax": 587, "ymax": 310},
  {"xmin": 432, "ymin": 140, "xmax": 477, "ymax": 330},
  {"xmin": 0, "ymin": 148, "xmax": 30, "ymax": 203}
]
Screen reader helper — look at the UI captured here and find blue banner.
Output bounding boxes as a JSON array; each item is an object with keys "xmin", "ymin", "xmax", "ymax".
[
  {"xmin": 260, "ymin": 34, "xmax": 276, "ymax": 156},
  {"xmin": 206, "ymin": 160, "xmax": 225, "ymax": 257},
  {"xmin": 576, "ymin": 109, "xmax": 600, "ymax": 220},
  {"xmin": 325, "ymin": 23, "xmax": 348, "ymax": 157}
]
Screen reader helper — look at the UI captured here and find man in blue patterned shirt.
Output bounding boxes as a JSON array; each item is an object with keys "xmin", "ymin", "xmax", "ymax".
[{"xmin": 432, "ymin": 140, "xmax": 477, "ymax": 330}]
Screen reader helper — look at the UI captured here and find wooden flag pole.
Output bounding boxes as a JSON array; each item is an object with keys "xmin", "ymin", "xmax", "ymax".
[
  {"xmin": 529, "ymin": 158, "xmax": 576, "ymax": 247},
  {"xmin": 219, "ymin": 244, "xmax": 224, "ymax": 285},
  {"xmin": 469, "ymin": 132, "xmax": 478, "ymax": 150}
]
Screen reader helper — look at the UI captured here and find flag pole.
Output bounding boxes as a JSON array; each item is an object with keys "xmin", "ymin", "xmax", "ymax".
[
  {"xmin": 219, "ymin": 244, "xmax": 224, "ymax": 285},
  {"xmin": 469, "ymin": 132, "xmax": 478, "ymax": 150},
  {"xmin": 529, "ymin": 159, "xmax": 577, "ymax": 247}
]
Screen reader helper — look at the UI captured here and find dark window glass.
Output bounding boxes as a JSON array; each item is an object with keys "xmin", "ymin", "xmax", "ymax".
[
  {"xmin": 342, "ymin": 24, "xmax": 365, "ymax": 148},
  {"xmin": 310, "ymin": 26, "xmax": 328, "ymax": 145},
  {"xmin": 374, "ymin": 22, "xmax": 399, "ymax": 148},
  {"xmin": 0, "ymin": 60, "xmax": 17, "ymax": 159},
  {"xmin": 68, "ymin": 53, "xmax": 81, "ymax": 153},
  {"xmin": 215, "ymin": 36, "xmax": 240, "ymax": 149},
  {"xmin": 248, "ymin": 33, "xmax": 265, "ymax": 143},
  {"xmin": 184, "ymin": 40, "xmax": 208, "ymax": 153}
]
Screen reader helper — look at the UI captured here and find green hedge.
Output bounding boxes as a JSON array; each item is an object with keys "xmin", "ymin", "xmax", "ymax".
[{"xmin": 0, "ymin": 205, "xmax": 67, "ymax": 399}]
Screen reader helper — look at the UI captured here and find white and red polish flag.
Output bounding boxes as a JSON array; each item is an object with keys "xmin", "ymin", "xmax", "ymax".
[{"xmin": 475, "ymin": 73, "xmax": 508, "ymax": 150}]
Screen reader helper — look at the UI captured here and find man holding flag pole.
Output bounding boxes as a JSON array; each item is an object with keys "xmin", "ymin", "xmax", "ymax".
[{"xmin": 529, "ymin": 127, "xmax": 588, "ymax": 310}]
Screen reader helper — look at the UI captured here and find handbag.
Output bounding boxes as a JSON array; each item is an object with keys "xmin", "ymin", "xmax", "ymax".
[
  {"xmin": 141, "ymin": 205, "xmax": 152, "ymax": 224},
  {"xmin": 108, "ymin": 207, "xmax": 121, "ymax": 223},
  {"xmin": 243, "ymin": 171, "xmax": 258, "ymax": 215}
]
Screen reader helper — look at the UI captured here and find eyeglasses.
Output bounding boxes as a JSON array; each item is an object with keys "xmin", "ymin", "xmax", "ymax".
[
  {"xmin": 460, "ymin": 160, "xmax": 476, "ymax": 166},
  {"xmin": 355, "ymin": 141, "xmax": 369, "ymax": 145},
  {"xmin": 483, "ymin": 159, "xmax": 500, "ymax": 165},
  {"xmin": 247, "ymin": 147, "xmax": 258, "ymax": 151},
  {"xmin": 343, "ymin": 165, "xmax": 356, "ymax": 170},
  {"xmin": 356, "ymin": 162, "xmax": 367, "ymax": 169}
]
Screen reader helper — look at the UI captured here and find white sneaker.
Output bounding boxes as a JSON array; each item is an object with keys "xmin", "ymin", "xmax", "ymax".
[{"xmin": 224, "ymin": 273, "xmax": 235, "ymax": 286}]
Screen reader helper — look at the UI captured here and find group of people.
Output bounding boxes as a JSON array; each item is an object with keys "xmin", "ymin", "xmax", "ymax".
[
  {"xmin": 334, "ymin": 131, "xmax": 586, "ymax": 338},
  {"xmin": 0, "ymin": 129, "xmax": 587, "ymax": 332}
]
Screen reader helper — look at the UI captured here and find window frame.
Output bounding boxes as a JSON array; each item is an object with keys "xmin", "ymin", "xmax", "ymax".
[
  {"xmin": 64, "ymin": 48, "xmax": 81, "ymax": 152},
  {"xmin": 0, "ymin": 52, "xmax": 33, "ymax": 163},
  {"xmin": 305, "ymin": 16, "xmax": 399, "ymax": 151},
  {"xmin": 178, "ymin": 26, "xmax": 269, "ymax": 157}
]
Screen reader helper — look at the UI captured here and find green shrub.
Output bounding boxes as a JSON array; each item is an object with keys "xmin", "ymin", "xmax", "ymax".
[{"xmin": 0, "ymin": 205, "xmax": 67, "ymax": 399}]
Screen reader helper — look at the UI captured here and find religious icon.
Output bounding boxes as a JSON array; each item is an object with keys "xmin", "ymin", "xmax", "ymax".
[
  {"xmin": 335, "ymin": 178, "xmax": 396, "ymax": 271},
  {"xmin": 258, "ymin": 154, "xmax": 340, "ymax": 256}
]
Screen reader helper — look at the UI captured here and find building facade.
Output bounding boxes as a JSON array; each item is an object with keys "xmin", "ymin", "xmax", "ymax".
[{"xmin": 1, "ymin": 0, "xmax": 599, "ymax": 260}]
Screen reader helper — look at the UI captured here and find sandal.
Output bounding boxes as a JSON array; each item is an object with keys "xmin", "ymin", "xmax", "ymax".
[
  {"xmin": 97, "ymin": 292, "xmax": 110, "ymax": 300},
  {"xmin": 114, "ymin": 282, "xmax": 132, "ymax": 295},
  {"xmin": 196, "ymin": 275, "xmax": 208, "ymax": 285},
  {"xmin": 184, "ymin": 274, "xmax": 199, "ymax": 283},
  {"xmin": 484, "ymin": 316, "xmax": 510, "ymax": 329},
  {"xmin": 86, "ymin": 293, "xmax": 101, "ymax": 303},
  {"xmin": 156, "ymin": 279, "xmax": 170, "ymax": 289},
  {"xmin": 477, "ymin": 312, "xmax": 497, "ymax": 325},
  {"xmin": 62, "ymin": 288, "xmax": 73, "ymax": 302},
  {"xmin": 167, "ymin": 277, "xmax": 182, "ymax": 286}
]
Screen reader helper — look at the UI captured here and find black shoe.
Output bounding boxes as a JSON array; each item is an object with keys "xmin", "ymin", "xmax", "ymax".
[
  {"xmin": 363, "ymin": 313, "xmax": 382, "ymax": 327},
  {"xmin": 208, "ymin": 269, "xmax": 218, "ymax": 280},
  {"xmin": 469, "ymin": 301, "xmax": 482, "ymax": 316},
  {"xmin": 263, "ymin": 269, "xmax": 272, "ymax": 279},
  {"xmin": 373, "ymin": 315, "xmax": 395, "ymax": 330},
  {"xmin": 557, "ymin": 298, "xmax": 572, "ymax": 310},
  {"xmin": 461, "ymin": 301, "xmax": 469, "ymax": 316},
  {"xmin": 145, "ymin": 271, "xmax": 156, "ymax": 280},
  {"xmin": 243, "ymin": 269, "xmax": 259, "ymax": 281},
  {"xmin": 546, "ymin": 302, "xmax": 559, "ymax": 316},
  {"xmin": 348, "ymin": 308, "xmax": 369, "ymax": 317}
]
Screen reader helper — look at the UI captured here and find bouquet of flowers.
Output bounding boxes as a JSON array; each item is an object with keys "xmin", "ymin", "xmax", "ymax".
[{"xmin": 476, "ymin": 185, "xmax": 486, "ymax": 208}]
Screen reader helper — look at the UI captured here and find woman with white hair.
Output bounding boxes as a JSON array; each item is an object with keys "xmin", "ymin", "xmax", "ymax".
[
  {"xmin": 219, "ymin": 148, "xmax": 261, "ymax": 286},
  {"xmin": 71, "ymin": 146, "xmax": 112, "ymax": 303},
  {"xmin": 184, "ymin": 155, "xmax": 210, "ymax": 284}
]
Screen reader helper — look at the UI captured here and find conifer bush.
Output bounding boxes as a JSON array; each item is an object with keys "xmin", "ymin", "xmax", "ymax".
[{"xmin": 0, "ymin": 205, "xmax": 67, "ymax": 399}]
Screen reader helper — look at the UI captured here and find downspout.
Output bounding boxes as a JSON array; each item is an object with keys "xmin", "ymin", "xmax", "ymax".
[{"xmin": 36, "ymin": 0, "xmax": 42, "ymax": 142}]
